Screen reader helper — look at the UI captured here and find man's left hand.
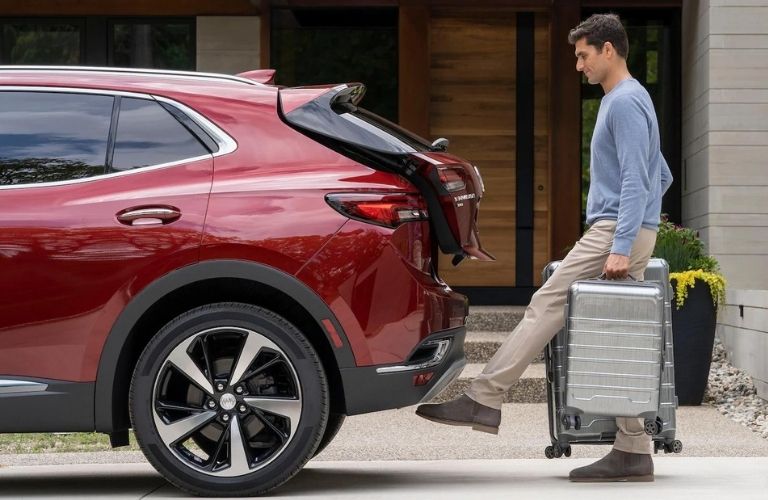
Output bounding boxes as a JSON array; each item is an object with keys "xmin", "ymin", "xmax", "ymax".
[{"xmin": 603, "ymin": 253, "xmax": 630, "ymax": 279}]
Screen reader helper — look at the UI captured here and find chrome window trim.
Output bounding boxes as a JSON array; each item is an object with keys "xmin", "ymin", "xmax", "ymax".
[
  {"xmin": 0, "ymin": 86, "xmax": 238, "ymax": 190},
  {"xmin": 0, "ymin": 85, "xmax": 151, "ymax": 99},
  {"xmin": 0, "ymin": 65, "xmax": 263, "ymax": 87},
  {"xmin": 153, "ymin": 95, "xmax": 238, "ymax": 157},
  {"xmin": 0, "ymin": 380, "xmax": 48, "ymax": 394}
]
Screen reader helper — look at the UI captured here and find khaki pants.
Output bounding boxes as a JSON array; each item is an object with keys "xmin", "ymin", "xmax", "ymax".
[{"xmin": 467, "ymin": 220, "xmax": 658, "ymax": 454}]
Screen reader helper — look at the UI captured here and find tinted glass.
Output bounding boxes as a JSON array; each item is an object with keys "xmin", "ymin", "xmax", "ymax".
[
  {"xmin": 0, "ymin": 22, "xmax": 82, "ymax": 64},
  {"xmin": 0, "ymin": 92, "xmax": 112, "ymax": 185},
  {"xmin": 342, "ymin": 107, "xmax": 432, "ymax": 152},
  {"xmin": 285, "ymin": 89, "xmax": 431, "ymax": 155},
  {"xmin": 111, "ymin": 22, "xmax": 194, "ymax": 70},
  {"xmin": 111, "ymin": 98, "xmax": 208, "ymax": 171}
]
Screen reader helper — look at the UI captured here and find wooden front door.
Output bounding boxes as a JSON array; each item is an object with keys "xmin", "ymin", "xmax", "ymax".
[{"xmin": 430, "ymin": 8, "xmax": 551, "ymax": 290}]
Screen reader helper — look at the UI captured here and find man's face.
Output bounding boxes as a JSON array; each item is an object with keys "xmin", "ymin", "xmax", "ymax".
[{"xmin": 574, "ymin": 38, "xmax": 608, "ymax": 85}]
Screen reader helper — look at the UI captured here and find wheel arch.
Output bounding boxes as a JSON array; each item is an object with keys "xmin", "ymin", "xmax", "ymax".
[{"xmin": 94, "ymin": 259, "xmax": 354, "ymax": 433}]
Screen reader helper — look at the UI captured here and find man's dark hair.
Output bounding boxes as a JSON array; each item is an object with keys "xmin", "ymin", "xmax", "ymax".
[{"xmin": 568, "ymin": 14, "xmax": 629, "ymax": 59}]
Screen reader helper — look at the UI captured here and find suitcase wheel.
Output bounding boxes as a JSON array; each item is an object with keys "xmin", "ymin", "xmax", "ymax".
[
  {"xmin": 644, "ymin": 418, "xmax": 661, "ymax": 435},
  {"xmin": 562, "ymin": 415, "xmax": 581, "ymax": 431},
  {"xmin": 545, "ymin": 444, "xmax": 571, "ymax": 459},
  {"xmin": 662, "ymin": 440, "xmax": 682, "ymax": 454}
]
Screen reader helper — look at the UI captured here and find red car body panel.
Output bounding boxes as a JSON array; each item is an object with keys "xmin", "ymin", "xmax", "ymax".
[
  {"xmin": 0, "ymin": 159, "xmax": 212, "ymax": 381},
  {"xmin": 0, "ymin": 69, "xmax": 468, "ymax": 384},
  {"xmin": 297, "ymin": 219, "xmax": 467, "ymax": 365}
]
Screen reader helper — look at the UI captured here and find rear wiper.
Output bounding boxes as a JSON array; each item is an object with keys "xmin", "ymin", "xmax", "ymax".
[{"xmin": 431, "ymin": 137, "xmax": 449, "ymax": 152}]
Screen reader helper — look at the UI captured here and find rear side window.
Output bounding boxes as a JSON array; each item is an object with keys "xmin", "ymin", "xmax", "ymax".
[
  {"xmin": 340, "ymin": 107, "xmax": 431, "ymax": 153},
  {"xmin": 283, "ymin": 88, "xmax": 432, "ymax": 155},
  {"xmin": 0, "ymin": 91, "xmax": 113, "ymax": 185},
  {"xmin": 111, "ymin": 97, "xmax": 209, "ymax": 171}
]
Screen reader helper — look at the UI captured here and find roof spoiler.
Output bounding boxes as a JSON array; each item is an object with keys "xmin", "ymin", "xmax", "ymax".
[
  {"xmin": 236, "ymin": 69, "xmax": 277, "ymax": 85},
  {"xmin": 278, "ymin": 83, "xmax": 365, "ymax": 115}
]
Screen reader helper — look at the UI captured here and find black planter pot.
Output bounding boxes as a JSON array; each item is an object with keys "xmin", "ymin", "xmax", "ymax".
[{"xmin": 671, "ymin": 278, "xmax": 718, "ymax": 406}]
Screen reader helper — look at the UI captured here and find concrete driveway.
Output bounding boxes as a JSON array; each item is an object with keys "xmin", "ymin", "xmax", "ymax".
[
  {"xmin": 1, "ymin": 402, "xmax": 767, "ymax": 498},
  {"xmin": 1, "ymin": 458, "xmax": 767, "ymax": 499}
]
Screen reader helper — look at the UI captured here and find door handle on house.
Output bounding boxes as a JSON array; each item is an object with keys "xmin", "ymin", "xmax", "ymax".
[{"xmin": 117, "ymin": 207, "xmax": 181, "ymax": 226}]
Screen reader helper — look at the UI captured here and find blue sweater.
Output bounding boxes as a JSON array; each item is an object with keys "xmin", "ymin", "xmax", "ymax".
[{"xmin": 586, "ymin": 78, "xmax": 673, "ymax": 256}]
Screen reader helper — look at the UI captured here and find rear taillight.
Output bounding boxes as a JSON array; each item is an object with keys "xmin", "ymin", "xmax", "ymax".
[
  {"xmin": 325, "ymin": 192, "xmax": 428, "ymax": 228},
  {"xmin": 437, "ymin": 166, "xmax": 467, "ymax": 193}
]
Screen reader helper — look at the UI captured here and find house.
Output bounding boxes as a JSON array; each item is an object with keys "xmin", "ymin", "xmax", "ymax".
[{"xmin": 1, "ymin": 0, "xmax": 765, "ymax": 399}]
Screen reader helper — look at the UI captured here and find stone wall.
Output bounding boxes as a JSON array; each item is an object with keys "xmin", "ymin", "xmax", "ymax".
[
  {"xmin": 683, "ymin": 0, "xmax": 768, "ymax": 400},
  {"xmin": 196, "ymin": 16, "xmax": 260, "ymax": 74}
]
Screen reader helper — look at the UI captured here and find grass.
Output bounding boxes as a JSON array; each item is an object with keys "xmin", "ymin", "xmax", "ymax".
[{"xmin": 0, "ymin": 432, "xmax": 141, "ymax": 454}]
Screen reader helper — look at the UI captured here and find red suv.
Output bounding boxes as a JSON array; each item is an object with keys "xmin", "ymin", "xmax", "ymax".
[{"xmin": 0, "ymin": 66, "xmax": 492, "ymax": 496}]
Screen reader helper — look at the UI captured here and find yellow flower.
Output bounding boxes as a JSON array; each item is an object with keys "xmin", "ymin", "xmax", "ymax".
[{"xmin": 669, "ymin": 270, "xmax": 726, "ymax": 310}]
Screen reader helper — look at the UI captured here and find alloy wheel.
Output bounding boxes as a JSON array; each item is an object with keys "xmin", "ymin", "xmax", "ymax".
[{"xmin": 151, "ymin": 326, "xmax": 302, "ymax": 477}]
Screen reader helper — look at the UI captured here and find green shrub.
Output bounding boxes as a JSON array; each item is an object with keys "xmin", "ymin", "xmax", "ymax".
[{"xmin": 652, "ymin": 214, "xmax": 726, "ymax": 308}]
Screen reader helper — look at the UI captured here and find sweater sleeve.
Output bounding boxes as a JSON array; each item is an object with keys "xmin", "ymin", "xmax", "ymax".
[
  {"xmin": 609, "ymin": 95, "xmax": 652, "ymax": 256},
  {"xmin": 661, "ymin": 156, "xmax": 673, "ymax": 195}
]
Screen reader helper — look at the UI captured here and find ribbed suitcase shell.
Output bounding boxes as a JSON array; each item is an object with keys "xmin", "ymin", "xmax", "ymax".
[
  {"xmin": 544, "ymin": 258, "xmax": 681, "ymax": 455},
  {"xmin": 564, "ymin": 279, "xmax": 665, "ymax": 419}
]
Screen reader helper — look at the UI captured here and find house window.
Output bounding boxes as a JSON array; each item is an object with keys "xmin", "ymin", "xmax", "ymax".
[
  {"xmin": 109, "ymin": 19, "xmax": 195, "ymax": 70},
  {"xmin": 270, "ymin": 7, "xmax": 398, "ymax": 122},
  {"xmin": 0, "ymin": 17, "xmax": 194, "ymax": 70},
  {"xmin": 0, "ymin": 19, "xmax": 84, "ymax": 65}
]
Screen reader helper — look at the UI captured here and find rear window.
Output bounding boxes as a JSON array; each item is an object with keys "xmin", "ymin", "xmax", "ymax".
[
  {"xmin": 282, "ymin": 88, "xmax": 432, "ymax": 155},
  {"xmin": 338, "ymin": 107, "xmax": 432, "ymax": 153}
]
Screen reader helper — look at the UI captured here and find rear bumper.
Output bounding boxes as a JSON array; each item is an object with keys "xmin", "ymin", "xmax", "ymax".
[{"xmin": 339, "ymin": 326, "xmax": 466, "ymax": 415}]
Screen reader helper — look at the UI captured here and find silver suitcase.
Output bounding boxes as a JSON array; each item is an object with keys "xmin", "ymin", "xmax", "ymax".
[
  {"xmin": 543, "ymin": 258, "xmax": 683, "ymax": 459},
  {"xmin": 564, "ymin": 277, "xmax": 665, "ymax": 419}
]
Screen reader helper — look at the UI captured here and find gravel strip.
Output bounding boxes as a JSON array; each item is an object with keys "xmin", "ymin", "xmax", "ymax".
[{"xmin": 705, "ymin": 339, "xmax": 768, "ymax": 440}]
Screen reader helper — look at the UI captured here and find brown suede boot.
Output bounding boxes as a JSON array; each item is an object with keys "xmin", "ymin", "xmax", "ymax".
[
  {"xmin": 569, "ymin": 449, "xmax": 654, "ymax": 482},
  {"xmin": 415, "ymin": 394, "xmax": 501, "ymax": 434}
]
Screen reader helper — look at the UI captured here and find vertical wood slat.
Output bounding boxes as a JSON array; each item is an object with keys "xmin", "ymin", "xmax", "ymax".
[
  {"xmin": 398, "ymin": 0, "xmax": 430, "ymax": 138},
  {"xmin": 550, "ymin": 0, "xmax": 582, "ymax": 259},
  {"xmin": 260, "ymin": 0, "xmax": 271, "ymax": 68}
]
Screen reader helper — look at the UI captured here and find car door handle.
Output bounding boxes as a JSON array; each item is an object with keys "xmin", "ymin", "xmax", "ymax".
[{"xmin": 117, "ymin": 207, "xmax": 181, "ymax": 226}]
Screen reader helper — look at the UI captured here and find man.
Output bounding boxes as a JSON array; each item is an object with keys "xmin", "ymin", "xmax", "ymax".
[{"xmin": 416, "ymin": 13, "xmax": 674, "ymax": 482}]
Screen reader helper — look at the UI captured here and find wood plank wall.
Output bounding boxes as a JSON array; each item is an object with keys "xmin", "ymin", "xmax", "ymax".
[{"xmin": 431, "ymin": 8, "xmax": 550, "ymax": 287}]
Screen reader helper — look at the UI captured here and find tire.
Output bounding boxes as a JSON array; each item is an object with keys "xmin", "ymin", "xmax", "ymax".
[
  {"xmin": 130, "ymin": 303, "xmax": 329, "ymax": 497},
  {"xmin": 311, "ymin": 413, "xmax": 345, "ymax": 459}
]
